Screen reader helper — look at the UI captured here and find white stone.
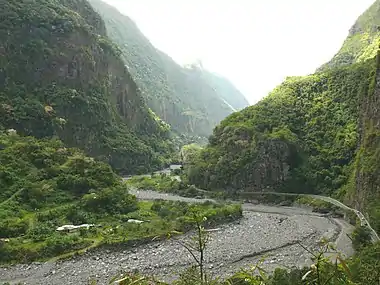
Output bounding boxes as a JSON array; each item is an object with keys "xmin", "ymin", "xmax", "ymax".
[{"xmin": 127, "ymin": 219, "xmax": 144, "ymax": 224}]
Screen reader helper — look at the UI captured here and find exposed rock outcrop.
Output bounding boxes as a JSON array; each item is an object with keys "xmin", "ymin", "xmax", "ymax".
[{"xmin": 1, "ymin": 0, "xmax": 171, "ymax": 173}]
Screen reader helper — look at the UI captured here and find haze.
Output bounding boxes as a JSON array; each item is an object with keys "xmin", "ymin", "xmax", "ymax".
[{"xmin": 103, "ymin": 0, "xmax": 375, "ymax": 104}]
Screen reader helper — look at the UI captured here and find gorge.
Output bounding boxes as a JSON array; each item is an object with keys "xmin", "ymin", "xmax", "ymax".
[{"xmin": 1, "ymin": 0, "xmax": 380, "ymax": 284}]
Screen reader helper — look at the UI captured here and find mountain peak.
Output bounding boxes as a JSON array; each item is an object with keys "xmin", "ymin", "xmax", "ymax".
[
  {"xmin": 318, "ymin": 0, "xmax": 380, "ymax": 71},
  {"xmin": 350, "ymin": 0, "xmax": 380, "ymax": 35},
  {"xmin": 88, "ymin": 0, "xmax": 249, "ymax": 137}
]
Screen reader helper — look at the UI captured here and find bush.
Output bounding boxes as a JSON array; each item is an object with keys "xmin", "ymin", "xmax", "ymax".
[
  {"xmin": 27, "ymin": 223, "xmax": 56, "ymax": 241},
  {"xmin": 0, "ymin": 218, "xmax": 29, "ymax": 238},
  {"xmin": 66, "ymin": 206, "xmax": 95, "ymax": 224},
  {"xmin": 351, "ymin": 226, "xmax": 373, "ymax": 251},
  {"xmin": 82, "ymin": 185, "xmax": 138, "ymax": 214},
  {"xmin": 43, "ymin": 235, "xmax": 82, "ymax": 256}
]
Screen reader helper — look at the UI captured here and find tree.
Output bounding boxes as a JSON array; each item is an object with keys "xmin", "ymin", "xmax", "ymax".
[{"xmin": 176, "ymin": 210, "xmax": 210, "ymax": 285}]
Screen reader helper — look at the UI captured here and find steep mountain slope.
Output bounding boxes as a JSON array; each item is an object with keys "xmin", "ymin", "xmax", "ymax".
[
  {"xmin": 1, "ymin": 0, "xmax": 172, "ymax": 174},
  {"xmin": 187, "ymin": 1, "xmax": 380, "ymax": 232},
  {"xmin": 318, "ymin": 0, "xmax": 380, "ymax": 71},
  {"xmin": 199, "ymin": 69, "xmax": 250, "ymax": 111},
  {"xmin": 350, "ymin": 54, "xmax": 380, "ymax": 233},
  {"xmin": 87, "ymin": 0, "xmax": 249, "ymax": 137}
]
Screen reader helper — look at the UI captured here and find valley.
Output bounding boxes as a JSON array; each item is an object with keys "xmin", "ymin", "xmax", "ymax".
[
  {"xmin": 0, "ymin": 190, "xmax": 353, "ymax": 285},
  {"xmin": 1, "ymin": 0, "xmax": 380, "ymax": 284}
]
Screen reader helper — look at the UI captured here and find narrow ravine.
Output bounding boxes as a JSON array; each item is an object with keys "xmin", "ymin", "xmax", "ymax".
[{"xmin": 0, "ymin": 190, "xmax": 354, "ymax": 285}]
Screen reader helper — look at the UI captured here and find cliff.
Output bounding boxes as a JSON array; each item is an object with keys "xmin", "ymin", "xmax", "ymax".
[
  {"xmin": 186, "ymin": 0, "xmax": 380, "ymax": 232},
  {"xmin": 318, "ymin": 0, "xmax": 380, "ymax": 71},
  {"xmin": 349, "ymin": 52, "xmax": 380, "ymax": 232},
  {"xmin": 187, "ymin": 61, "xmax": 376, "ymax": 192},
  {"xmin": 0, "ymin": 0, "xmax": 172, "ymax": 173},
  {"xmin": 87, "ymin": 0, "xmax": 249, "ymax": 137}
]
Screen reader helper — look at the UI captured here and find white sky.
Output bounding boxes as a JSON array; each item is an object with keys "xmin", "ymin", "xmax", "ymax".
[{"xmin": 103, "ymin": 0, "xmax": 375, "ymax": 104}]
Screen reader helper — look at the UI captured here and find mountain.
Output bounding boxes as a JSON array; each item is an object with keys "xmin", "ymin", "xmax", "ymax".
[
  {"xmin": 87, "ymin": 0, "xmax": 249, "ymax": 137},
  {"xmin": 196, "ymin": 68, "xmax": 249, "ymax": 111},
  {"xmin": 0, "ymin": 0, "xmax": 173, "ymax": 174},
  {"xmin": 186, "ymin": 0, "xmax": 380, "ymax": 232},
  {"xmin": 318, "ymin": 0, "xmax": 380, "ymax": 71}
]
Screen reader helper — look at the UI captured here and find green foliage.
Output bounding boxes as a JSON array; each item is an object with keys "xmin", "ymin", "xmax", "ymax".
[
  {"xmin": 0, "ymin": 218, "xmax": 29, "ymax": 238},
  {"xmin": 82, "ymin": 185, "xmax": 138, "ymax": 214},
  {"xmin": 181, "ymin": 144, "xmax": 203, "ymax": 165},
  {"xmin": 348, "ymin": 119, "xmax": 380, "ymax": 233},
  {"xmin": 295, "ymin": 197, "xmax": 342, "ymax": 215},
  {"xmin": 319, "ymin": 0, "xmax": 380, "ymax": 71},
  {"xmin": 351, "ymin": 226, "xmax": 373, "ymax": 251},
  {"xmin": 1, "ymin": 0, "xmax": 173, "ymax": 174},
  {"xmin": 0, "ymin": 133, "xmax": 132, "ymax": 262},
  {"xmin": 126, "ymin": 174, "xmax": 207, "ymax": 198},
  {"xmin": 187, "ymin": 59, "xmax": 377, "ymax": 194},
  {"xmin": 349, "ymin": 242, "xmax": 380, "ymax": 284},
  {"xmin": 87, "ymin": 0, "xmax": 249, "ymax": 137},
  {"xmin": 0, "ymin": 134, "xmax": 242, "ymax": 263},
  {"xmin": 149, "ymin": 200, "xmax": 242, "ymax": 229},
  {"xmin": 184, "ymin": 2, "xmax": 380, "ymax": 235},
  {"xmin": 127, "ymin": 174, "xmax": 183, "ymax": 193}
]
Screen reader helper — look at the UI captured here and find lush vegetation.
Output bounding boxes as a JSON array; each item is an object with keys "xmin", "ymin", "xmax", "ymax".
[
  {"xmin": 185, "ymin": 1, "xmax": 380, "ymax": 233},
  {"xmin": 126, "ymin": 172, "xmax": 354, "ymax": 222},
  {"xmin": 127, "ymin": 174, "xmax": 182, "ymax": 192},
  {"xmin": 318, "ymin": 0, "xmax": 380, "ymax": 71},
  {"xmin": 126, "ymin": 173, "xmax": 205, "ymax": 198},
  {"xmin": 87, "ymin": 0, "xmax": 249, "ymax": 138},
  {"xmin": 2, "ymin": 0, "xmax": 380, "ymax": 284},
  {"xmin": 1, "ymin": 0, "xmax": 174, "ymax": 174},
  {"xmin": 181, "ymin": 143, "xmax": 204, "ymax": 165},
  {"xmin": 0, "ymin": 133, "xmax": 242, "ymax": 263},
  {"xmin": 186, "ymin": 59, "xmax": 376, "ymax": 193}
]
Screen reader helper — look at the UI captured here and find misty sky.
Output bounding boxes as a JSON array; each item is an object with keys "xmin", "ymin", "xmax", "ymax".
[{"xmin": 103, "ymin": 0, "xmax": 375, "ymax": 104}]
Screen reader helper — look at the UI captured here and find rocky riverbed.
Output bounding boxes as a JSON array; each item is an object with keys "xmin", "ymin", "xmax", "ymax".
[{"xmin": 0, "ymin": 190, "xmax": 354, "ymax": 285}]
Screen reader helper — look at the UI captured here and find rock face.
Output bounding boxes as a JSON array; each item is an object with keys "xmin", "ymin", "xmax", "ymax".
[
  {"xmin": 226, "ymin": 140, "xmax": 292, "ymax": 192},
  {"xmin": 350, "ymin": 53, "xmax": 380, "ymax": 231},
  {"xmin": 87, "ymin": 0, "xmax": 250, "ymax": 137},
  {"xmin": 1, "ymin": 0, "xmax": 171, "ymax": 173},
  {"xmin": 186, "ymin": 0, "xmax": 380, "ymax": 232},
  {"xmin": 247, "ymin": 141, "xmax": 291, "ymax": 191}
]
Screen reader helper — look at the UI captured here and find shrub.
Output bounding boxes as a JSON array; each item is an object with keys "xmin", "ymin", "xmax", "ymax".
[
  {"xmin": 351, "ymin": 226, "xmax": 373, "ymax": 251},
  {"xmin": 82, "ymin": 185, "xmax": 138, "ymax": 214},
  {"xmin": 0, "ymin": 218, "xmax": 29, "ymax": 238}
]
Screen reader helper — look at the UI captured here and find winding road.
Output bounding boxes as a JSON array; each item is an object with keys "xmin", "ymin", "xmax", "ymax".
[
  {"xmin": 129, "ymin": 165, "xmax": 379, "ymax": 243},
  {"xmin": 308, "ymin": 195, "xmax": 379, "ymax": 242},
  {"xmin": 239, "ymin": 191, "xmax": 379, "ymax": 242}
]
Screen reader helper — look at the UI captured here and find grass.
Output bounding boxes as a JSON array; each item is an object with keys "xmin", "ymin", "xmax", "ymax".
[
  {"xmin": 126, "ymin": 174, "xmax": 183, "ymax": 192},
  {"xmin": 126, "ymin": 175, "xmax": 360, "ymax": 230},
  {"xmin": 0, "ymin": 199, "xmax": 242, "ymax": 264}
]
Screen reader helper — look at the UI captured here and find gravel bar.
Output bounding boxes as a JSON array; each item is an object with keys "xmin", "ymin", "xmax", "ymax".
[{"xmin": 0, "ymin": 190, "xmax": 354, "ymax": 285}]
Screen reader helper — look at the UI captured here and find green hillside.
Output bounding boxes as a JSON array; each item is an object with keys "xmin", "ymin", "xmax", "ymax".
[
  {"xmin": 88, "ymin": 0, "xmax": 249, "ymax": 137},
  {"xmin": 0, "ymin": 132, "xmax": 241, "ymax": 263},
  {"xmin": 318, "ymin": 0, "xmax": 380, "ymax": 71},
  {"xmin": 186, "ymin": 0, "xmax": 380, "ymax": 233},
  {"xmin": 199, "ymin": 68, "xmax": 250, "ymax": 111},
  {"xmin": 0, "ymin": 0, "xmax": 379, "ymax": 284},
  {"xmin": 0, "ymin": 0, "xmax": 173, "ymax": 174}
]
